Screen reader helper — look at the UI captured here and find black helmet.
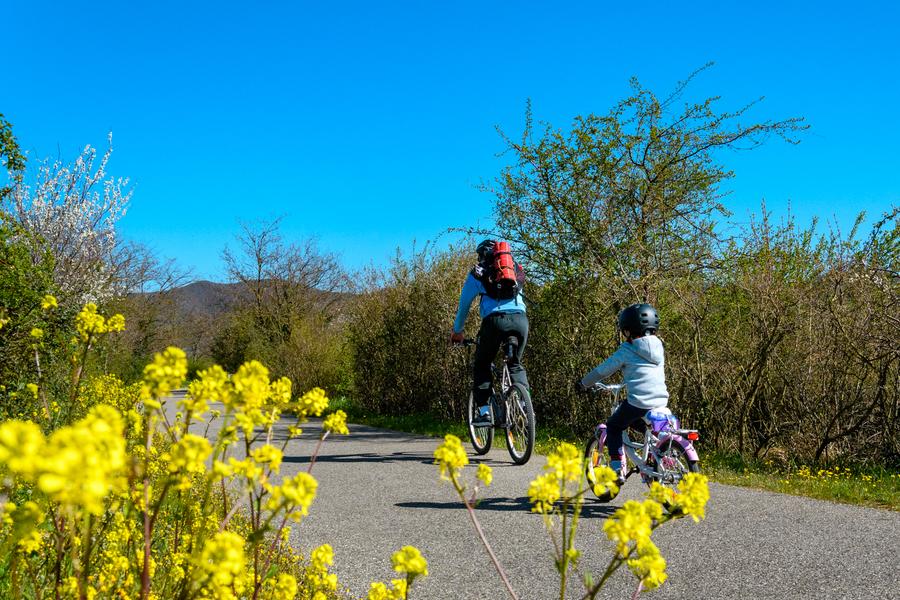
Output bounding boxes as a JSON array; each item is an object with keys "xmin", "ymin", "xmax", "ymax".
[
  {"xmin": 476, "ymin": 239, "xmax": 496, "ymax": 262},
  {"xmin": 617, "ymin": 303, "xmax": 660, "ymax": 336}
]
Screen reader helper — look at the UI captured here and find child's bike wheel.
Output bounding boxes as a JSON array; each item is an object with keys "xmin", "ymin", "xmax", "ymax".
[
  {"xmin": 584, "ymin": 437, "xmax": 620, "ymax": 502},
  {"xmin": 505, "ymin": 383, "xmax": 534, "ymax": 465},
  {"xmin": 467, "ymin": 391, "xmax": 493, "ymax": 455},
  {"xmin": 652, "ymin": 439, "xmax": 700, "ymax": 491}
]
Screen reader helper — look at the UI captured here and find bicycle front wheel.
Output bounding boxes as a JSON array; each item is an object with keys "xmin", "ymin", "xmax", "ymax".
[
  {"xmin": 584, "ymin": 436, "xmax": 618, "ymax": 502},
  {"xmin": 505, "ymin": 383, "xmax": 535, "ymax": 465},
  {"xmin": 467, "ymin": 391, "xmax": 493, "ymax": 455}
]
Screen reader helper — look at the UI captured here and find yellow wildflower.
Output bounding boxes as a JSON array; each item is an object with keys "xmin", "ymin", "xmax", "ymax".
[
  {"xmin": 231, "ymin": 360, "xmax": 270, "ymax": 410},
  {"xmin": 0, "ymin": 421, "xmax": 46, "ymax": 479},
  {"xmin": 433, "ymin": 434, "xmax": 468, "ymax": 481},
  {"xmin": 265, "ymin": 573, "xmax": 298, "ymax": 600},
  {"xmin": 603, "ymin": 500, "xmax": 661, "ymax": 556},
  {"xmin": 0, "ymin": 317, "xmax": 9, "ymax": 330},
  {"xmin": 588, "ymin": 464, "xmax": 620, "ymax": 498},
  {"xmin": 106, "ymin": 313, "xmax": 125, "ymax": 332},
  {"xmin": 626, "ymin": 539, "xmax": 668, "ymax": 590},
  {"xmin": 75, "ymin": 303, "xmax": 107, "ymax": 341},
  {"xmin": 269, "ymin": 376, "xmax": 292, "ymax": 405},
  {"xmin": 194, "ymin": 531, "xmax": 246, "ymax": 599},
  {"xmin": 673, "ymin": 473, "xmax": 710, "ymax": 522},
  {"xmin": 41, "ymin": 294, "xmax": 58, "ymax": 310},
  {"xmin": 166, "ymin": 434, "xmax": 212, "ymax": 488},
  {"xmin": 142, "ymin": 347, "xmax": 188, "ymax": 400},
  {"xmin": 38, "ymin": 405, "xmax": 127, "ymax": 514},
  {"xmin": 30, "ymin": 327, "xmax": 44, "ymax": 340},
  {"xmin": 392, "ymin": 545, "xmax": 428, "ymax": 579},
  {"xmin": 647, "ymin": 481, "xmax": 676, "ymax": 506},
  {"xmin": 25, "ymin": 383, "xmax": 38, "ymax": 399},
  {"xmin": 266, "ymin": 472, "xmax": 318, "ymax": 522},
  {"xmin": 528, "ymin": 472, "xmax": 561, "ymax": 514},
  {"xmin": 323, "ymin": 409, "xmax": 350, "ymax": 435},
  {"xmin": 250, "ymin": 445, "xmax": 283, "ymax": 472},
  {"xmin": 295, "ymin": 387, "xmax": 329, "ymax": 417},
  {"xmin": 546, "ymin": 442, "xmax": 582, "ymax": 482},
  {"xmin": 184, "ymin": 365, "xmax": 229, "ymax": 414},
  {"xmin": 476, "ymin": 463, "xmax": 493, "ymax": 486}
]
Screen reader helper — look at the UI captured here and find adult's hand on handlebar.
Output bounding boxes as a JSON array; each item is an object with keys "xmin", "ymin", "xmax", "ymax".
[{"xmin": 450, "ymin": 332, "xmax": 465, "ymax": 345}]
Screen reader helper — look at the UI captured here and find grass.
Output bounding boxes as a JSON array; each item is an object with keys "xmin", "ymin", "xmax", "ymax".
[{"xmin": 329, "ymin": 396, "xmax": 900, "ymax": 512}]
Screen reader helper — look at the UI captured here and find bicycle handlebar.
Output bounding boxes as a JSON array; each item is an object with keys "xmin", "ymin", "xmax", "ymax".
[{"xmin": 587, "ymin": 381, "xmax": 626, "ymax": 394}]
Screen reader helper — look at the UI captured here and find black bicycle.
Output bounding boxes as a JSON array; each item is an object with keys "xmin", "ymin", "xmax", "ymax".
[{"xmin": 458, "ymin": 337, "xmax": 535, "ymax": 465}]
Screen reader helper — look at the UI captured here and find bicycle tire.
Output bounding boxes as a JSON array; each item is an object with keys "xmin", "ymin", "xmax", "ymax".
[
  {"xmin": 467, "ymin": 391, "xmax": 493, "ymax": 455},
  {"xmin": 651, "ymin": 439, "xmax": 700, "ymax": 491},
  {"xmin": 584, "ymin": 436, "xmax": 619, "ymax": 502},
  {"xmin": 505, "ymin": 383, "xmax": 535, "ymax": 465}
]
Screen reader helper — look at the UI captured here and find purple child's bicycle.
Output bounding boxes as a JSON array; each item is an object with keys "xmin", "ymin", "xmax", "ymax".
[{"xmin": 584, "ymin": 381, "xmax": 701, "ymax": 502}]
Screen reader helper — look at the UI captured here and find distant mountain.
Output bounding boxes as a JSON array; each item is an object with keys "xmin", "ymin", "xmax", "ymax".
[{"xmin": 164, "ymin": 280, "xmax": 246, "ymax": 320}]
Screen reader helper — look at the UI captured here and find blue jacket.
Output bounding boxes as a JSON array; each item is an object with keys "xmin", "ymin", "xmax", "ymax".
[
  {"xmin": 453, "ymin": 272, "xmax": 526, "ymax": 333},
  {"xmin": 580, "ymin": 335, "xmax": 669, "ymax": 410}
]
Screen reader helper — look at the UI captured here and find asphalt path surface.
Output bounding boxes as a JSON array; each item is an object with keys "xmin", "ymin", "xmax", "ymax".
[{"xmin": 175, "ymin": 395, "xmax": 899, "ymax": 599}]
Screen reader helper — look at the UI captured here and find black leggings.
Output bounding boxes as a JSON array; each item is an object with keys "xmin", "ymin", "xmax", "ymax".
[
  {"xmin": 605, "ymin": 401, "xmax": 649, "ymax": 459},
  {"xmin": 473, "ymin": 312, "xmax": 529, "ymax": 406}
]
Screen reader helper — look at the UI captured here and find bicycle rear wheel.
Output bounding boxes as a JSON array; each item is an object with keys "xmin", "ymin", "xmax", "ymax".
[
  {"xmin": 467, "ymin": 391, "xmax": 493, "ymax": 455},
  {"xmin": 505, "ymin": 383, "xmax": 534, "ymax": 465},
  {"xmin": 584, "ymin": 436, "xmax": 619, "ymax": 502},
  {"xmin": 652, "ymin": 439, "xmax": 700, "ymax": 490}
]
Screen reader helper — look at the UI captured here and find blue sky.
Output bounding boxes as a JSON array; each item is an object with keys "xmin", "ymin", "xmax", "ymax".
[{"xmin": 3, "ymin": 0, "xmax": 898, "ymax": 281}]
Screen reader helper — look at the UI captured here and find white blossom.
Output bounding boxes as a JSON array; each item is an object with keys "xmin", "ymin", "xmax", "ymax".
[{"xmin": 4, "ymin": 134, "xmax": 131, "ymax": 303}]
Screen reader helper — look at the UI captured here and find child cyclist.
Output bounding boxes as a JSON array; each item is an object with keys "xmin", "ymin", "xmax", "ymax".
[{"xmin": 576, "ymin": 303, "xmax": 668, "ymax": 484}]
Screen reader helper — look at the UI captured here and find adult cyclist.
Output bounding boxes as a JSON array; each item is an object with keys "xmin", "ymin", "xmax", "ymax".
[{"xmin": 450, "ymin": 239, "xmax": 528, "ymax": 426}]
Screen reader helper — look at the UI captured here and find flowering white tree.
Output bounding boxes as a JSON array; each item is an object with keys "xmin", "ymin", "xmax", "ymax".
[{"xmin": 4, "ymin": 134, "xmax": 131, "ymax": 303}]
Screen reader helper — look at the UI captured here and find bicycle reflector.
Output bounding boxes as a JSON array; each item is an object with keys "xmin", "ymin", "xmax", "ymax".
[{"xmin": 686, "ymin": 431, "xmax": 700, "ymax": 441}]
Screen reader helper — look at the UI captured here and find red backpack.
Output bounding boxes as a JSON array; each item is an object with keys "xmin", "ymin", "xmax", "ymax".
[{"xmin": 474, "ymin": 241, "xmax": 526, "ymax": 300}]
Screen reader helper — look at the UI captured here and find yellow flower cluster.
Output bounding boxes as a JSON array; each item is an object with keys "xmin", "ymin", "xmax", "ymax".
[
  {"xmin": 2, "ymin": 500, "xmax": 45, "ymax": 553},
  {"xmin": 142, "ymin": 346, "xmax": 188, "ymax": 400},
  {"xmin": 546, "ymin": 442, "xmax": 582, "ymax": 482},
  {"xmin": 0, "ymin": 405, "xmax": 126, "ymax": 515},
  {"xmin": 165, "ymin": 434, "xmax": 213, "ymax": 489},
  {"xmin": 603, "ymin": 499, "xmax": 669, "ymax": 588},
  {"xmin": 323, "ymin": 409, "xmax": 350, "ymax": 435},
  {"xmin": 626, "ymin": 539, "xmax": 668, "ymax": 590},
  {"xmin": 528, "ymin": 442, "xmax": 605, "ymax": 514},
  {"xmin": 184, "ymin": 364, "xmax": 229, "ymax": 413},
  {"xmin": 194, "ymin": 531, "xmax": 247, "ymax": 599},
  {"xmin": 41, "ymin": 294, "xmax": 58, "ymax": 310},
  {"xmin": 672, "ymin": 473, "xmax": 710, "ymax": 522},
  {"xmin": 294, "ymin": 387, "xmax": 329, "ymax": 418},
  {"xmin": 391, "ymin": 545, "xmax": 429, "ymax": 578},
  {"xmin": 476, "ymin": 463, "xmax": 493, "ymax": 486},
  {"xmin": 306, "ymin": 543, "xmax": 338, "ymax": 594},
  {"xmin": 368, "ymin": 546, "xmax": 428, "ymax": 600},
  {"xmin": 75, "ymin": 303, "xmax": 125, "ymax": 342},
  {"xmin": 433, "ymin": 434, "xmax": 468, "ymax": 481},
  {"xmin": 528, "ymin": 473, "xmax": 561, "ymax": 514},
  {"xmin": 263, "ymin": 573, "xmax": 298, "ymax": 600},
  {"xmin": 251, "ymin": 445, "xmax": 284, "ymax": 473},
  {"xmin": 266, "ymin": 472, "xmax": 318, "ymax": 522},
  {"xmin": 367, "ymin": 579, "xmax": 408, "ymax": 600},
  {"xmin": 603, "ymin": 500, "xmax": 662, "ymax": 556}
]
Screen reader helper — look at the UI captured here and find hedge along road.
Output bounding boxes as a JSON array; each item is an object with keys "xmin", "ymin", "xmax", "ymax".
[{"xmin": 171, "ymin": 393, "xmax": 898, "ymax": 600}]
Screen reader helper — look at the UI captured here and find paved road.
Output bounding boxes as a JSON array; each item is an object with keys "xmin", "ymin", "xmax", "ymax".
[
  {"xmin": 280, "ymin": 419, "xmax": 898, "ymax": 600},
  {"xmin": 173, "ymin": 394, "xmax": 898, "ymax": 600}
]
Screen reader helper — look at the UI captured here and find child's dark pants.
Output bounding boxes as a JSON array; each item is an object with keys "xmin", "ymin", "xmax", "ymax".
[{"xmin": 605, "ymin": 401, "xmax": 649, "ymax": 458}]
